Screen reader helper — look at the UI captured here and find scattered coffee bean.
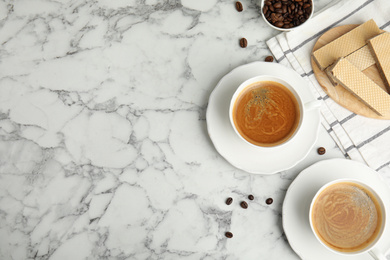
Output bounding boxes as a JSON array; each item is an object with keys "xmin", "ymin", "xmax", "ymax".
[
  {"xmin": 248, "ymin": 194, "xmax": 254, "ymax": 200},
  {"xmin": 317, "ymin": 147, "xmax": 326, "ymax": 155},
  {"xmin": 266, "ymin": 198, "xmax": 273, "ymax": 205},
  {"xmin": 226, "ymin": 197, "xmax": 233, "ymax": 205},
  {"xmin": 225, "ymin": 231, "xmax": 233, "ymax": 238},
  {"xmin": 235, "ymin": 1, "xmax": 243, "ymax": 12},
  {"xmin": 239, "ymin": 37, "xmax": 248, "ymax": 48},
  {"xmin": 262, "ymin": 0, "xmax": 312, "ymax": 29},
  {"xmin": 240, "ymin": 201, "xmax": 248, "ymax": 209},
  {"xmin": 265, "ymin": 55, "xmax": 274, "ymax": 62}
]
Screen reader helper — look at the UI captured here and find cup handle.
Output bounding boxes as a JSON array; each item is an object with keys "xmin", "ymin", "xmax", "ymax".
[
  {"xmin": 304, "ymin": 100, "xmax": 322, "ymax": 111},
  {"xmin": 368, "ymin": 248, "xmax": 387, "ymax": 260}
]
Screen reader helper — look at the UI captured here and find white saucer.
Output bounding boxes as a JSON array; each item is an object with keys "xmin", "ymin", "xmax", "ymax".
[
  {"xmin": 283, "ymin": 158, "xmax": 390, "ymax": 259},
  {"xmin": 206, "ymin": 61, "xmax": 321, "ymax": 174}
]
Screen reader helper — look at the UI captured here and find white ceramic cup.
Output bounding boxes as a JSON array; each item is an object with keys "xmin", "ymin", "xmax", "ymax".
[
  {"xmin": 309, "ymin": 179, "xmax": 387, "ymax": 260},
  {"xmin": 229, "ymin": 75, "xmax": 320, "ymax": 148}
]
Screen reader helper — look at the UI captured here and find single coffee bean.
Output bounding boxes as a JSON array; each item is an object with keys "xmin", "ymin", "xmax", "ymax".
[
  {"xmin": 275, "ymin": 21, "xmax": 284, "ymax": 27},
  {"xmin": 275, "ymin": 8, "xmax": 283, "ymax": 14},
  {"xmin": 271, "ymin": 12, "xmax": 277, "ymax": 21},
  {"xmin": 248, "ymin": 194, "xmax": 254, "ymax": 200},
  {"xmin": 225, "ymin": 231, "xmax": 233, "ymax": 238},
  {"xmin": 317, "ymin": 147, "xmax": 326, "ymax": 155},
  {"xmin": 240, "ymin": 201, "xmax": 248, "ymax": 209},
  {"xmin": 265, "ymin": 55, "xmax": 274, "ymax": 62},
  {"xmin": 266, "ymin": 198, "xmax": 273, "ymax": 205},
  {"xmin": 239, "ymin": 38, "xmax": 247, "ymax": 48},
  {"xmin": 226, "ymin": 197, "xmax": 233, "ymax": 205},
  {"xmin": 273, "ymin": 2, "xmax": 282, "ymax": 8},
  {"xmin": 235, "ymin": 1, "xmax": 243, "ymax": 12}
]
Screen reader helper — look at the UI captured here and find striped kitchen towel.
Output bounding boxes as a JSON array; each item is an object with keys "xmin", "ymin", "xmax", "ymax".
[{"xmin": 266, "ymin": 0, "xmax": 390, "ymax": 175}]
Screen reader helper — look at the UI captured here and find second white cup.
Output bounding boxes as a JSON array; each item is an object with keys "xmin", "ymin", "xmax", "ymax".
[{"xmin": 309, "ymin": 179, "xmax": 387, "ymax": 259}]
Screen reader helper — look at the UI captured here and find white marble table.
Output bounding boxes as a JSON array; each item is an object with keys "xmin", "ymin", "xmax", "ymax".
[{"xmin": 0, "ymin": 0, "xmax": 359, "ymax": 259}]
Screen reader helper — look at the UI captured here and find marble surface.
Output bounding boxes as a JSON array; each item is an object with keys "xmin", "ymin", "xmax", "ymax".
[{"xmin": 0, "ymin": 0, "xmax": 382, "ymax": 259}]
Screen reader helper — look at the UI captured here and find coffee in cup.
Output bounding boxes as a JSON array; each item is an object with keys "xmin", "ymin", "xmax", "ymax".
[
  {"xmin": 310, "ymin": 179, "xmax": 386, "ymax": 257},
  {"xmin": 229, "ymin": 76, "xmax": 306, "ymax": 148}
]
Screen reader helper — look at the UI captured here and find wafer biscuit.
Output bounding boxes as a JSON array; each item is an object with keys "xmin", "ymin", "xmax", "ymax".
[
  {"xmin": 367, "ymin": 32, "xmax": 390, "ymax": 92},
  {"xmin": 312, "ymin": 19, "xmax": 381, "ymax": 70},
  {"xmin": 328, "ymin": 58, "xmax": 390, "ymax": 116},
  {"xmin": 325, "ymin": 67, "xmax": 338, "ymax": 86},
  {"xmin": 345, "ymin": 45, "xmax": 376, "ymax": 71},
  {"xmin": 325, "ymin": 45, "xmax": 376, "ymax": 85}
]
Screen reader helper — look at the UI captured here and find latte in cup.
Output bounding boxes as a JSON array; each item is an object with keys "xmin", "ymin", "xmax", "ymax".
[
  {"xmin": 311, "ymin": 181, "xmax": 383, "ymax": 253},
  {"xmin": 231, "ymin": 81, "xmax": 300, "ymax": 147}
]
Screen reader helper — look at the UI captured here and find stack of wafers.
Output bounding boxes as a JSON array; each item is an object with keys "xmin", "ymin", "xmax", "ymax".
[{"xmin": 311, "ymin": 19, "xmax": 390, "ymax": 117}]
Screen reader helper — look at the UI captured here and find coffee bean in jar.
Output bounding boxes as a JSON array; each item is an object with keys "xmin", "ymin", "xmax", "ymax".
[{"xmin": 262, "ymin": 0, "xmax": 313, "ymax": 29}]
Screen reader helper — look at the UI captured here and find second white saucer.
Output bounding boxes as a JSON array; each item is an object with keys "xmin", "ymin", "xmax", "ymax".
[{"xmin": 283, "ymin": 158, "xmax": 390, "ymax": 259}]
